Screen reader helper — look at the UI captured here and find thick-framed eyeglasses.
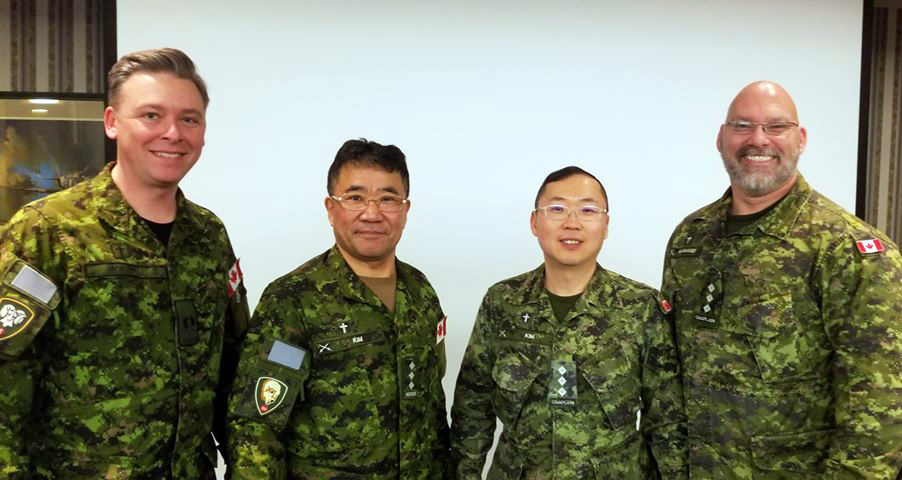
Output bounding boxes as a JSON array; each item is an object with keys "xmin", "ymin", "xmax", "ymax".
[
  {"xmin": 724, "ymin": 120, "xmax": 799, "ymax": 136},
  {"xmin": 330, "ymin": 193, "xmax": 409, "ymax": 212},
  {"xmin": 535, "ymin": 204, "xmax": 608, "ymax": 222}
]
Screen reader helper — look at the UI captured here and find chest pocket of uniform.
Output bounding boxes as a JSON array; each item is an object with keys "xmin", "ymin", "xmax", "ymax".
[
  {"xmin": 738, "ymin": 291, "xmax": 822, "ymax": 383},
  {"xmin": 304, "ymin": 333, "xmax": 384, "ymax": 451},
  {"xmin": 580, "ymin": 346, "xmax": 640, "ymax": 431},
  {"xmin": 492, "ymin": 350, "xmax": 540, "ymax": 428}
]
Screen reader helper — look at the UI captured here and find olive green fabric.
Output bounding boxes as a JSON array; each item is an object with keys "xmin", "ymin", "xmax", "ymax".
[
  {"xmin": 662, "ymin": 175, "xmax": 902, "ymax": 479},
  {"xmin": 226, "ymin": 246, "xmax": 450, "ymax": 479},
  {"xmin": 451, "ymin": 265, "xmax": 686, "ymax": 479},
  {"xmin": 546, "ymin": 290, "xmax": 580, "ymax": 323},
  {"xmin": 0, "ymin": 163, "xmax": 251, "ymax": 479}
]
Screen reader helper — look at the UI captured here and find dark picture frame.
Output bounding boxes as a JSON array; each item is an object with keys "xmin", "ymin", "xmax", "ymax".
[{"xmin": 0, "ymin": 94, "xmax": 107, "ymax": 224}]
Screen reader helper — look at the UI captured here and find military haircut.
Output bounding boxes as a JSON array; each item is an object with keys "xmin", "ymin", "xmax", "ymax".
[
  {"xmin": 107, "ymin": 47, "xmax": 209, "ymax": 108},
  {"xmin": 534, "ymin": 165, "xmax": 609, "ymax": 211},
  {"xmin": 327, "ymin": 138, "xmax": 410, "ymax": 196}
]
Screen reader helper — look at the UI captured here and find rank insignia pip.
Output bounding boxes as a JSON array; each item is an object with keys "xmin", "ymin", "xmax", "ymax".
[
  {"xmin": 856, "ymin": 238, "xmax": 885, "ymax": 255},
  {"xmin": 0, "ymin": 297, "xmax": 35, "ymax": 341},
  {"xmin": 255, "ymin": 376, "xmax": 289, "ymax": 415}
]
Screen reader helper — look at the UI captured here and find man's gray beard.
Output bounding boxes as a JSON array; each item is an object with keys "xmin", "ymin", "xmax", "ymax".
[{"xmin": 722, "ymin": 151, "xmax": 799, "ymax": 197}]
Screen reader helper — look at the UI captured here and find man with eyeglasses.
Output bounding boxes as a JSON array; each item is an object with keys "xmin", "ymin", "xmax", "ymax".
[
  {"xmin": 226, "ymin": 139, "xmax": 450, "ymax": 479},
  {"xmin": 662, "ymin": 81, "xmax": 902, "ymax": 478},
  {"xmin": 451, "ymin": 166, "xmax": 685, "ymax": 479}
]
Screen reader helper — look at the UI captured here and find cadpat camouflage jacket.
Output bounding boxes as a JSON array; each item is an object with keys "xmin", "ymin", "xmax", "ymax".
[
  {"xmin": 661, "ymin": 175, "xmax": 902, "ymax": 479},
  {"xmin": 450, "ymin": 265, "xmax": 686, "ymax": 480},
  {"xmin": 0, "ymin": 164, "xmax": 250, "ymax": 479},
  {"xmin": 226, "ymin": 246, "xmax": 450, "ymax": 479}
]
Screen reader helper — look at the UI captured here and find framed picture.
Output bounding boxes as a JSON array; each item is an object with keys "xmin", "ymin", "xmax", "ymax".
[{"xmin": 0, "ymin": 95, "xmax": 107, "ymax": 224}]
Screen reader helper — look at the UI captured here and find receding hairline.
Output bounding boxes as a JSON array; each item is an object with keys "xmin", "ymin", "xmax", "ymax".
[{"xmin": 726, "ymin": 80, "xmax": 799, "ymax": 122}]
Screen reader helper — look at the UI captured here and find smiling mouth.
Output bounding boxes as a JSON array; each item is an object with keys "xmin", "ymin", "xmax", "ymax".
[
  {"xmin": 561, "ymin": 239, "xmax": 582, "ymax": 245},
  {"xmin": 741, "ymin": 154, "xmax": 776, "ymax": 163},
  {"xmin": 151, "ymin": 151, "xmax": 185, "ymax": 158}
]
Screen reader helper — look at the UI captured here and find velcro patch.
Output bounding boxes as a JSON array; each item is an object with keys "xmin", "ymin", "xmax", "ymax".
[
  {"xmin": 11, "ymin": 265, "xmax": 57, "ymax": 305},
  {"xmin": 268, "ymin": 340, "xmax": 307, "ymax": 370},
  {"xmin": 0, "ymin": 297, "xmax": 35, "ymax": 340}
]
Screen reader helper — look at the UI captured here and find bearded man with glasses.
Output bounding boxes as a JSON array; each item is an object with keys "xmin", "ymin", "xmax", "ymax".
[
  {"xmin": 662, "ymin": 81, "xmax": 902, "ymax": 478},
  {"xmin": 226, "ymin": 139, "xmax": 450, "ymax": 479},
  {"xmin": 451, "ymin": 166, "xmax": 686, "ymax": 479}
]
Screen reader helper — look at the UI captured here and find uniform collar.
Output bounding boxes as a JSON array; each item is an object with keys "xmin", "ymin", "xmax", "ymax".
[
  {"xmin": 91, "ymin": 162, "xmax": 203, "ymax": 247},
  {"xmin": 691, "ymin": 174, "xmax": 812, "ymax": 241},
  {"xmin": 512, "ymin": 263, "xmax": 619, "ymax": 311},
  {"xmin": 325, "ymin": 245, "xmax": 413, "ymax": 309}
]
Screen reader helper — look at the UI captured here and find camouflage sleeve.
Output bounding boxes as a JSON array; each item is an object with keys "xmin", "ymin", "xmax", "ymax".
[
  {"xmin": 213, "ymin": 238, "xmax": 252, "ymax": 459},
  {"xmin": 0, "ymin": 208, "xmax": 62, "ymax": 478},
  {"xmin": 225, "ymin": 283, "xmax": 304, "ymax": 480},
  {"xmin": 819, "ymin": 236, "xmax": 902, "ymax": 478},
  {"xmin": 640, "ymin": 292, "xmax": 687, "ymax": 479},
  {"xmin": 450, "ymin": 294, "xmax": 497, "ymax": 479}
]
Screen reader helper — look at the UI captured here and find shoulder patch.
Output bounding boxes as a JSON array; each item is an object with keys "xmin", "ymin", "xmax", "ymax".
[
  {"xmin": 436, "ymin": 315, "xmax": 447, "ymax": 345},
  {"xmin": 255, "ymin": 376, "xmax": 289, "ymax": 415},
  {"xmin": 0, "ymin": 297, "xmax": 35, "ymax": 340},
  {"xmin": 659, "ymin": 298, "xmax": 673, "ymax": 314},
  {"xmin": 227, "ymin": 258, "xmax": 243, "ymax": 297},
  {"xmin": 855, "ymin": 238, "xmax": 885, "ymax": 255}
]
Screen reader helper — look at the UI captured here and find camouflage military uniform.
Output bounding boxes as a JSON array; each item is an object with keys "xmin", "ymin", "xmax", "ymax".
[
  {"xmin": 0, "ymin": 163, "xmax": 250, "ymax": 479},
  {"xmin": 226, "ymin": 246, "xmax": 450, "ymax": 479},
  {"xmin": 661, "ymin": 175, "xmax": 902, "ymax": 478},
  {"xmin": 450, "ymin": 265, "xmax": 686, "ymax": 479}
]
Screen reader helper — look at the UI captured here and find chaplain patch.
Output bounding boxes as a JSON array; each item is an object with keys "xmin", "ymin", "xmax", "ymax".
[
  {"xmin": 255, "ymin": 376, "xmax": 289, "ymax": 415},
  {"xmin": 0, "ymin": 297, "xmax": 35, "ymax": 341}
]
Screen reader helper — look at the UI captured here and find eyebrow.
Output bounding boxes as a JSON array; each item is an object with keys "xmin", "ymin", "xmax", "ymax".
[
  {"xmin": 343, "ymin": 185, "xmax": 402, "ymax": 195},
  {"xmin": 547, "ymin": 196, "xmax": 600, "ymax": 204},
  {"xmin": 137, "ymin": 103, "xmax": 204, "ymax": 117}
]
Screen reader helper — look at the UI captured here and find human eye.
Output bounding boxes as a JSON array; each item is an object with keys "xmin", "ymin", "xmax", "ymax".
[
  {"xmin": 579, "ymin": 206, "xmax": 601, "ymax": 218},
  {"xmin": 728, "ymin": 121, "xmax": 754, "ymax": 133},
  {"xmin": 379, "ymin": 194, "xmax": 401, "ymax": 205},
  {"xmin": 181, "ymin": 115, "xmax": 202, "ymax": 126},
  {"xmin": 344, "ymin": 193, "xmax": 364, "ymax": 202},
  {"xmin": 140, "ymin": 111, "xmax": 160, "ymax": 120},
  {"xmin": 764, "ymin": 122, "xmax": 793, "ymax": 135},
  {"xmin": 546, "ymin": 205, "xmax": 566, "ymax": 214}
]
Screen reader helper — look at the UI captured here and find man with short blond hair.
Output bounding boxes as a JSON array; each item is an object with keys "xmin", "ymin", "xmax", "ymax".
[
  {"xmin": 0, "ymin": 47, "xmax": 249, "ymax": 478},
  {"xmin": 662, "ymin": 81, "xmax": 902, "ymax": 478}
]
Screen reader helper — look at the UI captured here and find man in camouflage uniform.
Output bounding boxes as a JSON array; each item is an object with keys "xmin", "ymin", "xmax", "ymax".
[
  {"xmin": 226, "ymin": 139, "xmax": 450, "ymax": 479},
  {"xmin": 0, "ymin": 48, "xmax": 250, "ymax": 479},
  {"xmin": 451, "ymin": 167, "xmax": 686, "ymax": 479},
  {"xmin": 662, "ymin": 81, "xmax": 902, "ymax": 478}
]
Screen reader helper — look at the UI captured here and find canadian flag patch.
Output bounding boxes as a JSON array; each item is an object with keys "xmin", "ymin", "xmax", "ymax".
[
  {"xmin": 855, "ymin": 239, "xmax": 885, "ymax": 255},
  {"xmin": 436, "ymin": 316, "xmax": 447, "ymax": 345},
  {"xmin": 660, "ymin": 298, "xmax": 672, "ymax": 314},
  {"xmin": 227, "ymin": 259, "xmax": 243, "ymax": 297}
]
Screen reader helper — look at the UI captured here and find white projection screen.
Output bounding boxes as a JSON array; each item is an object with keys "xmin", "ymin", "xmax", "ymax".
[{"xmin": 117, "ymin": 1, "xmax": 863, "ymax": 476}]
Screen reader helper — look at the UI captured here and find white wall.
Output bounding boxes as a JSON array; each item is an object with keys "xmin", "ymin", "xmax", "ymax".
[{"xmin": 118, "ymin": 0, "xmax": 863, "ymax": 475}]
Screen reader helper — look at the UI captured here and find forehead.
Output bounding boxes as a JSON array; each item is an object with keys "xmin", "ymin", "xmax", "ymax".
[
  {"xmin": 334, "ymin": 164, "xmax": 405, "ymax": 193},
  {"xmin": 727, "ymin": 89, "xmax": 798, "ymax": 122},
  {"xmin": 539, "ymin": 174, "xmax": 605, "ymax": 205},
  {"xmin": 117, "ymin": 72, "xmax": 204, "ymax": 110}
]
